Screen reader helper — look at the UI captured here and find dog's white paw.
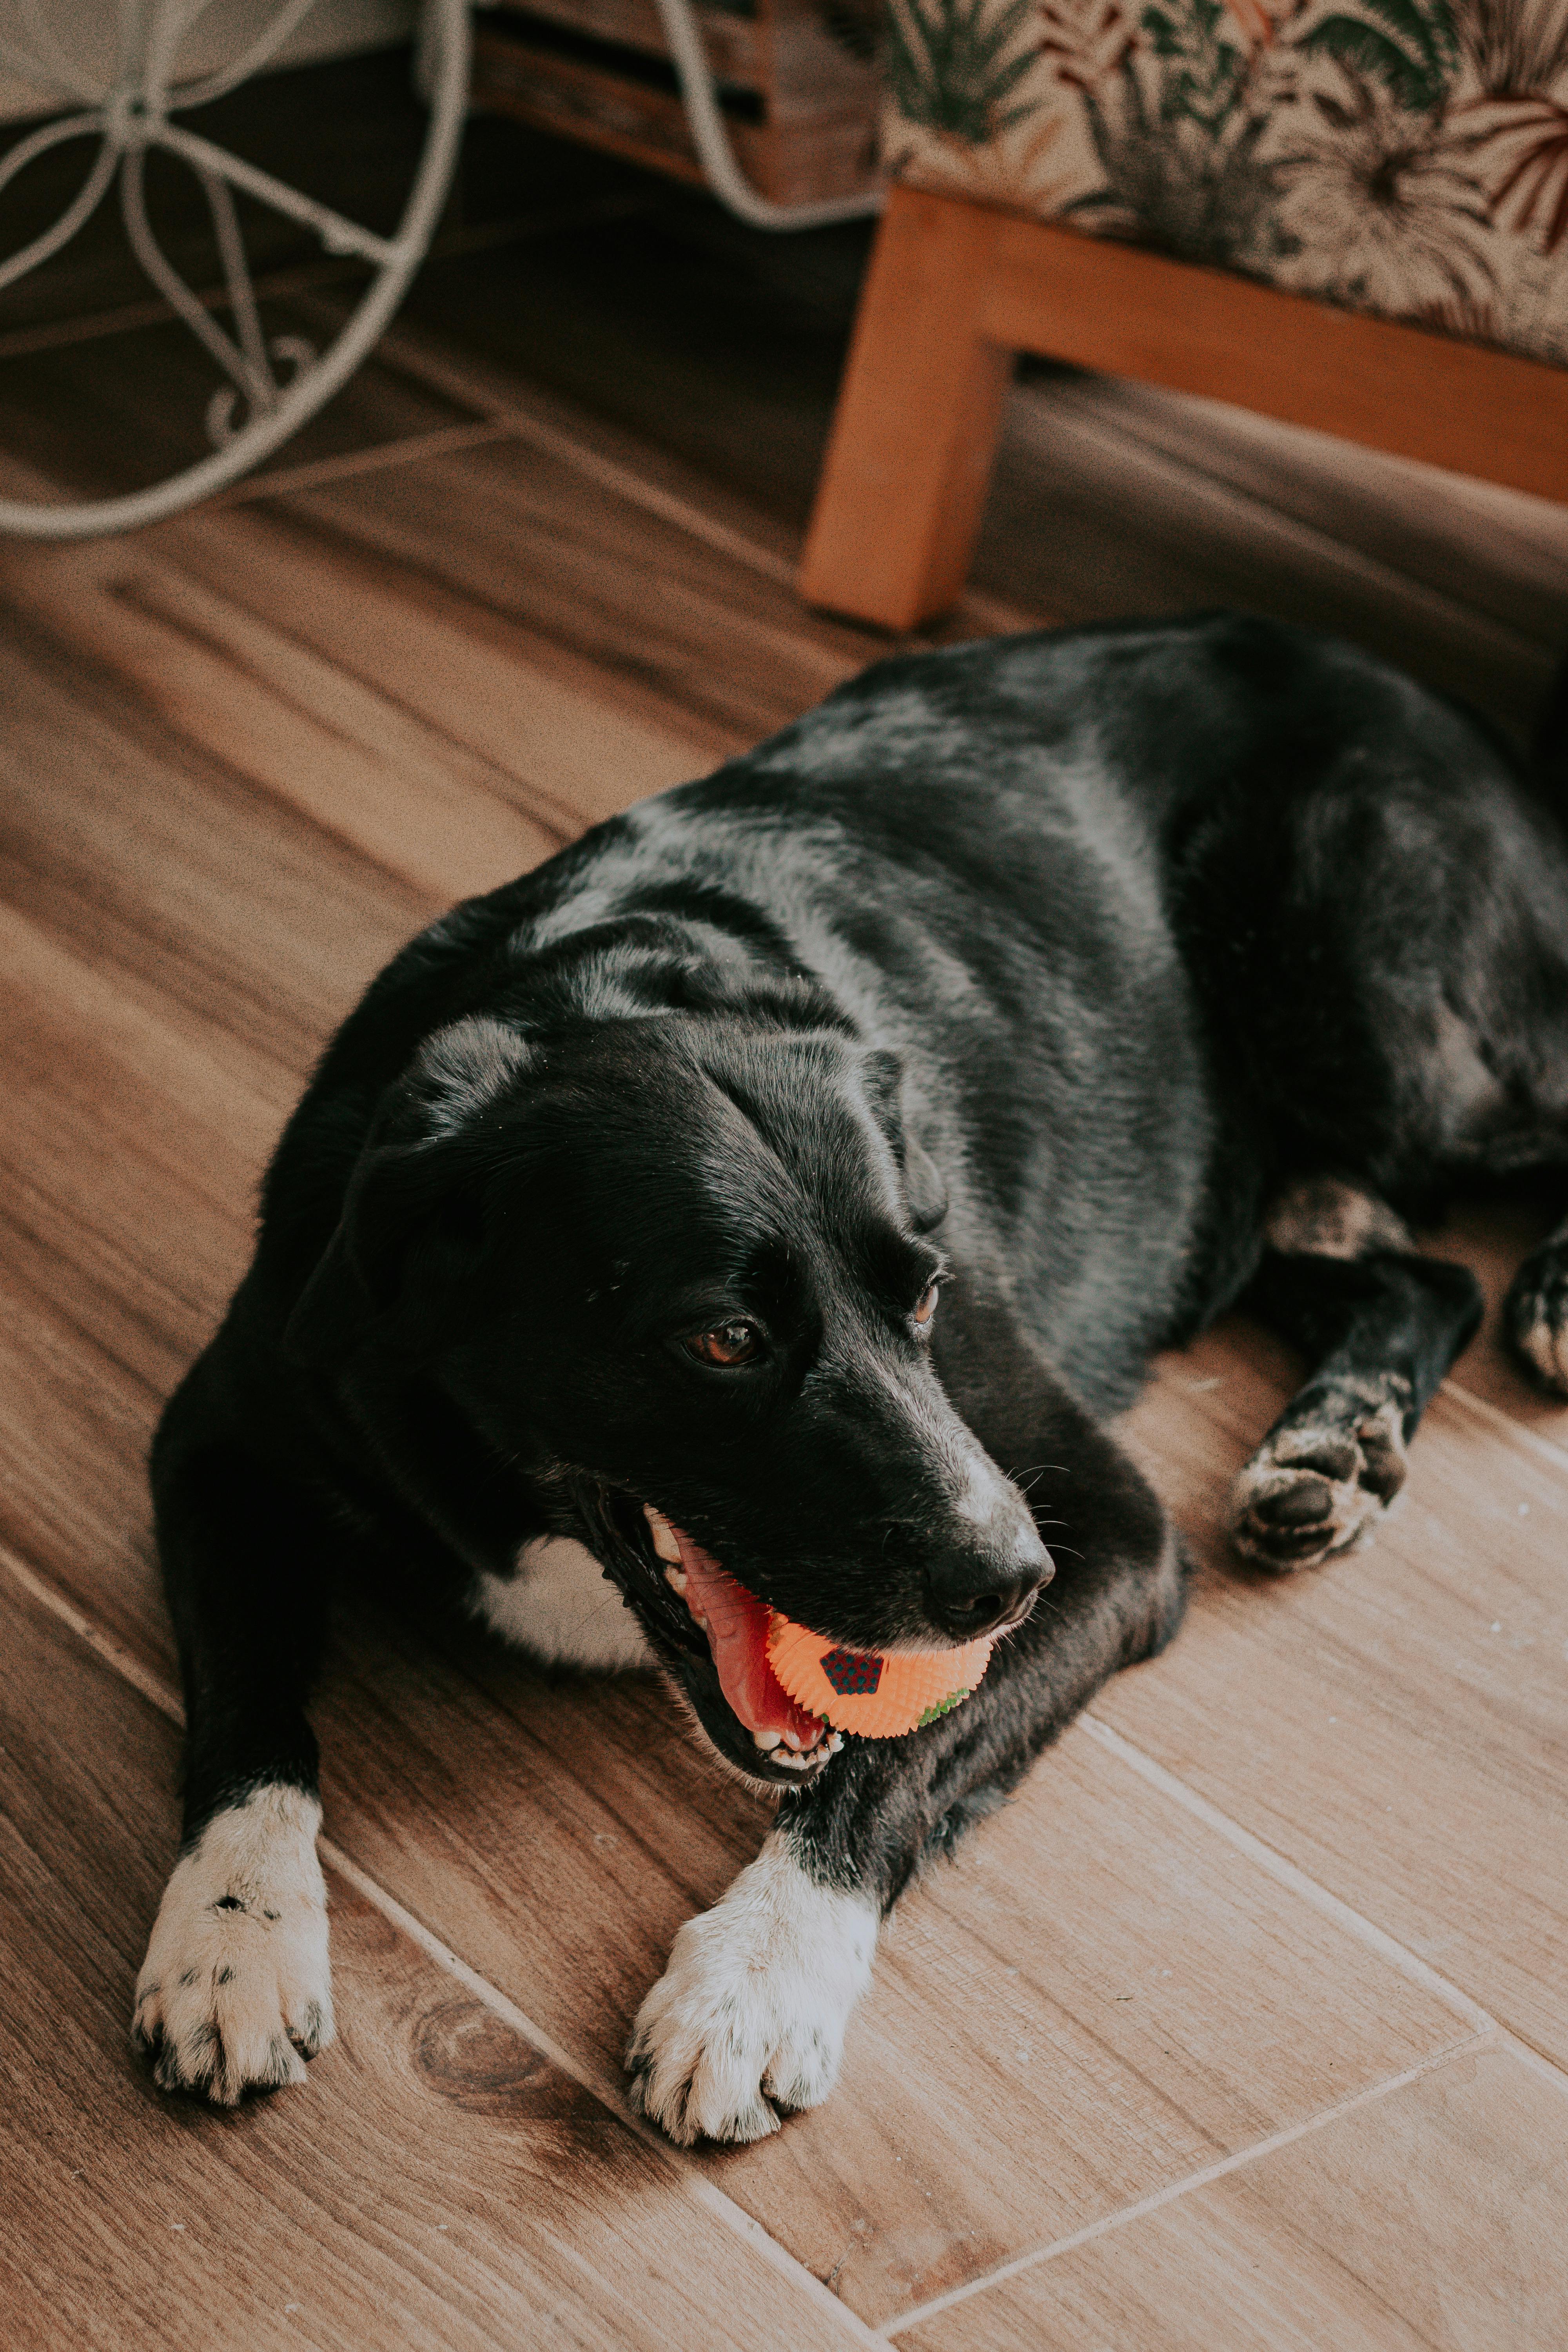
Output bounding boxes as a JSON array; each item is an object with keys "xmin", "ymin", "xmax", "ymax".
[
  {"xmin": 626, "ymin": 1837, "xmax": 877, "ymax": 2145},
  {"xmin": 132, "ymin": 1784, "xmax": 334, "ymax": 2105}
]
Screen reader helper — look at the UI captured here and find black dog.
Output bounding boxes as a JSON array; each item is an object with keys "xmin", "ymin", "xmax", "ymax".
[{"xmin": 133, "ymin": 613, "xmax": 1568, "ymax": 2140}]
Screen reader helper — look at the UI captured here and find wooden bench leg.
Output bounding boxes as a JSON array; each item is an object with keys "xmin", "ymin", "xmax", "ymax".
[{"xmin": 800, "ymin": 186, "xmax": 1013, "ymax": 632}]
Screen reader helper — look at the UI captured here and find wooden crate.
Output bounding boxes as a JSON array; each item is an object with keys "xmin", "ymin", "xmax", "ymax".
[{"xmin": 470, "ymin": 0, "xmax": 882, "ymax": 208}]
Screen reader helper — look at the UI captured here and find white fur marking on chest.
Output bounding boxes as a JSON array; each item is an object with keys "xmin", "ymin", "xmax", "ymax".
[{"xmin": 473, "ymin": 1535, "xmax": 652, "ymax": 1670}]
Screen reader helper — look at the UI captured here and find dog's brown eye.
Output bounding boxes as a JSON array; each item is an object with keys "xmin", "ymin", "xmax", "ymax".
[
  {"xmin": 686, "ymin": 1321, "xmax": 762, "ymax": 1367},
  {"xmin": 913, "ymin": 1282, "xmax": 940, "ymax": 1328}
]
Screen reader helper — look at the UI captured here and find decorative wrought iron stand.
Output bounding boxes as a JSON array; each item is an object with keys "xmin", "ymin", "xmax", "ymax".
[{"xmin": 0, "ymin": 0, "xmax": 469, "ymax": 537}]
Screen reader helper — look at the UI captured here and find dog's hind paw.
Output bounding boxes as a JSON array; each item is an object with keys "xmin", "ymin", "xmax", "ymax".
[
  {"xmin": 1506, "ymin": 1243, "xmax": 1568, "ymax": 1397},
  {"xmin": 1230, "ymin": 1374, "xmax": 1410, "ymax": 1573},
  {"xmin": 132, "ymin": 1784, "xmax": 334, "ymax": 2106},
  {"xmin": 625, "ymin": 1835, "xmax": 876, "ymax": 2146}
]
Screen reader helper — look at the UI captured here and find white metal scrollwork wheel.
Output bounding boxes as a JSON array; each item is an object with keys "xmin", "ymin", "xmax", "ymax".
[{"xmin": 0, "ymin": 0, "xmax": 469, "ymax": 537}]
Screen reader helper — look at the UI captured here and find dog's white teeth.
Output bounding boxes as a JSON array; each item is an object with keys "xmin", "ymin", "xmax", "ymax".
[
  {"xmin": 644, "ymin": 1507, "xmax": 684, "ymax": 1565},
  {"xmin": 752, "ymin": 1728, "xmax": 784, "ymax": 1751},
  {"xmin": 662, "ymin": 1564, "xmax": 689, "ymax": 1596},
  {"xmin": 826, "ymin": 1733, "xmax": 844, "ymax": 1753},
  {"xmin": 782, "ymin": 1728, "xmax": 805, "ymax": 1750}
]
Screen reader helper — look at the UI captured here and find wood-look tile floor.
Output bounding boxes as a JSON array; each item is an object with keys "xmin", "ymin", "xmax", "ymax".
[{"xmin": 3, "ymin": 71, "xmax": 1568, "ymax": 2352}]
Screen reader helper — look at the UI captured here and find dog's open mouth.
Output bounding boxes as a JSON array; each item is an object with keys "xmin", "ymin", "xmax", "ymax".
[{"xmin": 642, "ymin": 1507, "xmax": 843, "ymax": 1771}]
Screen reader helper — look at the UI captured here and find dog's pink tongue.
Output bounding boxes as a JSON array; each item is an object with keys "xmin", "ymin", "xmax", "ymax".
[{"xmin": 674, "ymin": 1530, "xmax": 823, "ymax": 1746}]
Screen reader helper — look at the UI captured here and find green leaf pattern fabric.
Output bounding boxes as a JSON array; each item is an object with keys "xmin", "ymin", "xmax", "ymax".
[{"xmin": 881, "ymin": 0, "xmax": 1568, "ymax": 365}]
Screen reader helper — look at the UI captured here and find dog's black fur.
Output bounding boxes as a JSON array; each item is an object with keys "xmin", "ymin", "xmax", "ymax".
[{"xmin": 140, "ymin": 612, "xmax": 1568, "ymax": 2125}]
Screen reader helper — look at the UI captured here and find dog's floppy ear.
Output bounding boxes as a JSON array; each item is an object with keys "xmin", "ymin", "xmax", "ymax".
[
  {"xmin": 283, "ymin": 1015, "xmax": 532, "ymax": 1366},
  {"xmin": 860, "ymin": 1049, "xmax": 949, "ymax": 1233}
]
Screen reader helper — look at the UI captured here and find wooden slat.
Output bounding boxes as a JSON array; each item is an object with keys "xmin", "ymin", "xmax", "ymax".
[
  {"xmin": 0, "ymin": 1569, "xmax": 867, "ymax": 2352},
  {"xmin": 899, "ymin": 2041, "xmax": 1568, "ymax": 2350},
  {"xmin": 488, "ymin": 0, "xmax": 763, "ymax": 83},
  {"xmin": 978, "ymin": 208, "xmax": 1568, "ymax": 508},
  {"xmin": 472, "ymin": 33, "xmax": 878, "ymax": 209},
  {"xmin": 486, "ymin": 0, "xmax": 886, "ymax": 120},
  {"xmin": 474, "ymin": 31, "xmax": 714, "ymax": 191},
  {"xmin": 472, "ymin": 0, "xmax": 880, "ymax": 203}
]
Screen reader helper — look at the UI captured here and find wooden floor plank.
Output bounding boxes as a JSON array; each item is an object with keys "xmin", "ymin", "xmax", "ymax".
[
  {"xmin": 898, "ymin": 2040, "xmax": 1568, "ymax": 2351},
  {"xmin": 17, "ymin": 548, "xmax": 565, "ymax": 900},
  {"xmin": 0, "ymin": 572, "xmax": 423, "ymax": 1080},
  {"xmin": 164, "ymin": 490, "xmax": 716, "ymax": 830},
  {"xmin": 178, "ymin": 435, "xmax": 877, "ymax": 768},
  {"xmin": 1111, "ymin": 1330, "xmax": 1568, "ymax": 2067},
  {"xmin": 0, "ymin": 1568, "xmax": 866, "ymax": 2352},
  {"xmin": 0, "ymin": 309, "xmax": 481, "ymax": 511}
]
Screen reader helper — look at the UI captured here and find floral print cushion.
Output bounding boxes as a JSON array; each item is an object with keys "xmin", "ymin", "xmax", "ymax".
[{"xmin": 881, "ymin": 0, "xmax": 1568, "ymax": 367}]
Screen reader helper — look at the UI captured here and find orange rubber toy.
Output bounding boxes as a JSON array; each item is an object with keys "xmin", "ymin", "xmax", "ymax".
[{"xmin": 767, "ymin": 1612, "xmax": 994, "ymax": 1739}]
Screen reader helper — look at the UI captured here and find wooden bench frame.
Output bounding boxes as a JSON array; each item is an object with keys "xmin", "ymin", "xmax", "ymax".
[{"xmin": 800, "ymin": 183, "xmax": 1568, "ymax": 632}]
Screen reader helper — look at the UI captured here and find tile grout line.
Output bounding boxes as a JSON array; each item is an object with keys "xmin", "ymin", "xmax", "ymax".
[
  {"xmin": 0, "ymin": 1541, "xmax": 882, "ymax": 2352},
  {"xmin": 321, "ymin": 325, "xmax": 1040, "ymax": 637},
  {"xmin": 1078, "ymin": 1721, "xmax": 1568, "ymax": 2106},
  {"xmin": 365, "ymin": 323, "xmax": 808, "ymax": 587},
  {"xmin": 878, "ymin": 2031, "xmax": 1495, "ymax": 2340},
  {"xmin": 160, "ymin": 303, "xmax": 1037, "ymax": 642},
  {"xmin": 209, "ymin": 313, "xmax": 817, "ymax": 587},
  {"xmin": 212, "ymin": 419, "xmax": 530, "ymax": 507},
  {"xmin": 315, "ymin": 1842, "xmax": 886, "ymax": 2352},
  {"xmin": 223, "ymin": 396, "xmax": 1035, "ymax": 646},
  {"xmin": 1078, "ymin": 1713, "xmax": 1495, "ymax": 2031},
  {"xmin": 2, "ymin": 1541, "xmax": 183, "ymax": 1726},
  {"xmin": 1498, "ymin": 2027, "xmax": 1568, "ymax": 2097},
  {"xmin": 463, "ymin": 396, "xmax": 1040, "ymax": 637}
]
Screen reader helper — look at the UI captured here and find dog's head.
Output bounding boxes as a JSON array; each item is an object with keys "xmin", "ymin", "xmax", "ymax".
[{"xmin": 287, "ymin": 1009, "xmax": 1051, "ymax": 1785}]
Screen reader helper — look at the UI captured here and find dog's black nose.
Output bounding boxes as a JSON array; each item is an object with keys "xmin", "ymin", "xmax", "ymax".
[{"xmin": 924, "ymin": 1560, "xmax": 1051, "ymax": 1642}]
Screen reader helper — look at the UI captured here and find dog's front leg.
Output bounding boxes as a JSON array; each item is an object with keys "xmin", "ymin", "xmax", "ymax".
[
  {"xmin": 624, "ymin": 1818, "xmax": 879, "ymax": 2145},
  {"xmin": 132, "ymin": 1362, "xmax": 338, "ymax": 2104},
  {"xmin": 628, "ymin": 1395, "xmax": 1186, "ymax": 2146}
]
